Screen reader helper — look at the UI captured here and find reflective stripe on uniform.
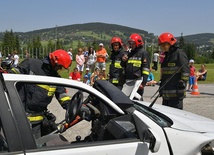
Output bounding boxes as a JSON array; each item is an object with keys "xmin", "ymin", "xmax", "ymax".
[
  {"xmin": 27, "ymin": 116, "xmax": 44, "ymax": 122},
  {"xmin": 142, "ymin": 67, "xmax": 150, "ymax": 75},
  {"xmin": 114, "ymin": 62, "xmax": 122, "ymax": 68},
  {"xmin": 128, "ymin": 59, "xmax": 141, "ymax": 67},
  {"xmin": 112, "ymin": 78, "xmax": 119, "ymax": 83},
  {"xmin": 59, "ymin": 96, "xmax": 71, "ymax": 104},
  {"xmin": 162, "ymin": 70, "xmax": 181, "ymax": 74},
  {"xmin": 162, "ymin": 90, "xmax": 185, "ymax": 93},
  {"xmin": 162, "ymin": 89, "xmax": 186, "ymax": 98},
  {"xmin": 181, "ymin": 73, "xmax": 190, "ymax": 81},
  {"xmin": 37, "ymin": 84, "xmax": 56, "ymax": 96},
  {"xmin": 11, "ymin": 68, "xmax": 20, "ymax": 74},
  {"xmin": 162, "ymin": 66, "xmax": 181, "ymax": 74},
  {"xmin": 162, "ymin": 66, "xmax": 180, "ymax": 71},
  {"xmin": 142, "ymin": 70, "xmax": 149, "ymax": 75}
]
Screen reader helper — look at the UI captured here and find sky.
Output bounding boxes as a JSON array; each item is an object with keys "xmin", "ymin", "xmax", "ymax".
[{"xmin": 0, "ymin": 0, "xmax": 213, "ymax": 37}]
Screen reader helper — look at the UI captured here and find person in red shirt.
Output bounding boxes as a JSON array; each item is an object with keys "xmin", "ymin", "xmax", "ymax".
[
  {"xmin": 187, "ymin": 59, "xmax": 196, "ymax": 91},
  {"xmin": 69, "ymin": 67, "xmax": 81, "ymax": 81},
  {"xmin": 96, "ymin": 43, "xmax": 107, "ymax": 78}
]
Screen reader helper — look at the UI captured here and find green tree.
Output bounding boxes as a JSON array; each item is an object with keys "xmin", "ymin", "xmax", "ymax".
[
  {"xmin": 183, "ymin": 43, "xmax": 196, "ymax": 60},
  {"xmin": 179, "ymin": 33, "xmax": 185, "ymax": 49},
  {"xmin": 47, "ymin": 39, "xmax": 54, "ymax": 53},
  {"xmin": 2, "ymin": 30, "xmax": 17, "ymax": 55}
]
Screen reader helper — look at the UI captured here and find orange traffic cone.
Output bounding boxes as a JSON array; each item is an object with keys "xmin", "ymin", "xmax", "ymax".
[{"xmin": 191, "ymin": 78, "xmax": 200, "ymax": 95}]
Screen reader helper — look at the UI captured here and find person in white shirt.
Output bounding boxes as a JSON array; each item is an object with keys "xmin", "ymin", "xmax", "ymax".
[
  {"xmin": 67, "ymin": 48, "xmax": 73, "ymax": 61},
  {"xmin": 86, "ymin": 46, "xmax": 96, "ymax": 72},
  {"xmin": 12, "ymin": 51, "xmax": 19, "ymax": 67}
]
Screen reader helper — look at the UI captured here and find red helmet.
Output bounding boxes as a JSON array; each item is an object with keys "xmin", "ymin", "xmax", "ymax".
[
  {"xmin": 111, "ymin": 37, "xmax": 123, "ymax": 46},
  {"xmin": 128, "ymin": 33, "xmax": 144, "ymax": 47},
  {"xmin": 158, "ymin": 32, "xmax": 177, "ymax": 45},
  {"xmin": 49, "ymin": 49, "xmax": 72, "ymax": 69}
]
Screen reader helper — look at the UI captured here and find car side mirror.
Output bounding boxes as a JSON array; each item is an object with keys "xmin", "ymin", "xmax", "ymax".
[{"xmin": 143, "ymin": 128, "xmax": 161, "ymax": 153}]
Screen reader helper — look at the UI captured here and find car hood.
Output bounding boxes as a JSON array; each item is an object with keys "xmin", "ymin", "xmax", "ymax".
[{"xmin": 139, "ymin": 101, "xmax": 214, "ymax": 133}]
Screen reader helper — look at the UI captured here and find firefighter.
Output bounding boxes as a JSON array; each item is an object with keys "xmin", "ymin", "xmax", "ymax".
[
  {"xmin": 121, "ymin": 33, "xmax": 150, "ymax": 100},
  {"xmin": 108, "ymin": 37, "xmax": 125, "ymax": 90},
  {"xmin": 8, "ymin": 49, "xmax": 72, "ymax": 139},
  {"xmin": 158, "ymin": 32, "xmax": 189, "ymax": 109}
]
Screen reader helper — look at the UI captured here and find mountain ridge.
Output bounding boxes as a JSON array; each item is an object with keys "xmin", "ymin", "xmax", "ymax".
[{"xmin": 0, "ymin": 22, "xmax": 213, "ymax": 47}]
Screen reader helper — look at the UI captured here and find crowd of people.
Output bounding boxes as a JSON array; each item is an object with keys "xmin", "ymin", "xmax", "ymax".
[
  {"xmin": 0, "ymin": 32, "xmax": 211, "ymax": 140},
  {"xmin": 68, "ymin": 33, "xmax": 210, "ymax": 110}
]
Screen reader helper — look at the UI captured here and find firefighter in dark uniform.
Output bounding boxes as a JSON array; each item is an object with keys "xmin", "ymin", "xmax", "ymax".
[
  {"xmin": 109, "ymin": 37, "xmax": 125, "ymax": 90},
  {"xmin": 121, "ymin": 33, "xmax": 150, "ymax": 100},
  {"xmin": 158, "ymin": 32, "xmax": 189, "ymax": 109},
  {"xmin": 8, "ymin": 49, "xmax": 72, "ymax": 139}
]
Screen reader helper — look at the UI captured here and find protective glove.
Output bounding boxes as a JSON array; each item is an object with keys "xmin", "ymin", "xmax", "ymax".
[
  {"xmin": 157, "ymin": 80, "xmax": 161, "ymax": 86},
  {"xmin": 61, "ymin": 100, "xmax": 70, "ymax": 109},
  {"xmin": 177, "ymin": 80, "xmax": 186, "ymax": 89},
  {"xmin": 44, "ymin": 112, "xmax": 56, "ymax": 122}
]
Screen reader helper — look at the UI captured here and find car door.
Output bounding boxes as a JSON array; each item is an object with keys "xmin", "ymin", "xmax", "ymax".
[{"xmin": 0, "ymin": 74, "xmax": 37, "ymax": 154}]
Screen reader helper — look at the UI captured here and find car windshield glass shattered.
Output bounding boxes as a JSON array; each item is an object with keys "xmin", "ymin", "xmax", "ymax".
[{"xmin": 133, "ymin": 102, "xmax": 173, "ymax": 127}]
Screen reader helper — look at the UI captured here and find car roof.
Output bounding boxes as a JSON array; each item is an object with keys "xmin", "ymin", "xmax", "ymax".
[{"xmin": 2, "ymin": 73, "xmax": 125, "ymax": 114}]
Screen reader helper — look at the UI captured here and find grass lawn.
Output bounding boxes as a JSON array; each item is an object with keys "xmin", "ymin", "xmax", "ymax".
[{"xmin": 60, "ymin": 62, "xmax": 214, "ymax": 84}]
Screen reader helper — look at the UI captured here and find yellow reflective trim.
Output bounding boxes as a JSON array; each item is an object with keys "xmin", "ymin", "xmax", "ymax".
[
  {"xmin": 37, "ymin": 84, "xmax": 56, "ymax": 96},
  {"xmin": 112, "ymin": 80, "xmax": 119, "ymax": 83},
  {"xmin": 128, "ymin": 60, "xmax": 141, "ymax": 64},
  {"xmin": 27, "ymin": 116, "xmax": 44, "ymax": 122},
  {"xmin": 128, "ymin": 60, "xmax": 141, "ymax": 67},
  {"xmin": 133, "ymin": 64, "xmax": 141, "ymax": 67},
  {"xmin": 60, "ymin": 96, "xmax": 71, "ymax": 104},
  {"xmin": 168, "ymin": 63, "xmax": 176, "ymax": 67},
  {"xmin": 142, "ymin": 71, "xmax": 149, "ymax": 75},
  {"xmin": 163, "ymin": 94, "xmax": 178, "ymax": 97},
  {"xmin": 11, "ymin": 68, "xmax": 20, "ymax": 74},
  {"xmin": 114, "ymin": 62, "xmax": 122, "ymax": 68},
  {"xmin": 181, "ymin": 76, "xmax": 189, "ymax": 81}
]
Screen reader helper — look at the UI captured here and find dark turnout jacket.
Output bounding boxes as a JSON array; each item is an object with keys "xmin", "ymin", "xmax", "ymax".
[
  {"xmin": 109, "ymin": 48, "xmax": 124, "ymax": 86},
  {"xmin": 9, "ymin": 57, "xmax": 71, "ymax": 113},
  {"xmin": 120, "ymin": 46, "xmax": 150, "ymax": 86},
  {"xmin": 161, "ymin": 45, "xmax": 189, "ymax": 100}
]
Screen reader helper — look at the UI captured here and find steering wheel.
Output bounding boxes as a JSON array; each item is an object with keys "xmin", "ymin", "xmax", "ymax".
[{"xmin": 65, "ymin": 90, "xmax": 83, "ymax": 123}]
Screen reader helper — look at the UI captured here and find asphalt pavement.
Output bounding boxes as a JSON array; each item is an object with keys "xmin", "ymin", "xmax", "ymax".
[
  {"xmin": 143, "ymin": 83, "xmax": 214, "ymax": 119},
  {"xmin": 48, "ymin": 83, "xmax": 214, "ymax": 142}
]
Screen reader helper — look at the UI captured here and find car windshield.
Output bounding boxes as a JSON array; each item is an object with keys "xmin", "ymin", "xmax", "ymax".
[{"xmin": 133, "ymin": 101, "xmax": 173, "ymax": 127}]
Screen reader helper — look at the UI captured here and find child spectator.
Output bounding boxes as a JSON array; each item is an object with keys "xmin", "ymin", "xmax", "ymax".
[
  {"xmin": 97, "ymin": 71, "xmax": 106, "ymax": 80},
  {"xmin": 83, "ymin": 74, "xmax": 90, "ymax": 85},
  {"xmin": 197, "ymin": 64, "xmax": 207, "ymax": 81},
  {"xmin": 69, "ymin": 67, "xmax": 81, "ymax": 81},
  {"xmin": 146, "ymin": 69, "xmax": 157, "ymax": 86},
  {"xmin": 90, "ymin": 67, "xmax": 100, "ymax": 86},
  {"xmin": 83, "ymin": 68, "xmax": 91, "ymax": 85},
  {"xmin": 187, "ymin": 59, "xmax": 196, "ymax": 92}
]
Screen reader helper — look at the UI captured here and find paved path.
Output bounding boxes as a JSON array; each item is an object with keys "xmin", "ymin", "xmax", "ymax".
[{"xmin": 143, "ymin": 84, "xmax": 214, "ymax": 119}]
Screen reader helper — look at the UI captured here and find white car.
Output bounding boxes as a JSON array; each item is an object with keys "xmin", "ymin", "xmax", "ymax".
[{"xmin": 0, "ymin": 73, "xmax": 214, "ymax": 155}]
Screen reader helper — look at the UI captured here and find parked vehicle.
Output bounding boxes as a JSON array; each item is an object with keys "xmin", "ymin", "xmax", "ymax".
[{"xmin": 0, "ymin": 73, "xmax": 214, "ymax": 155}]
